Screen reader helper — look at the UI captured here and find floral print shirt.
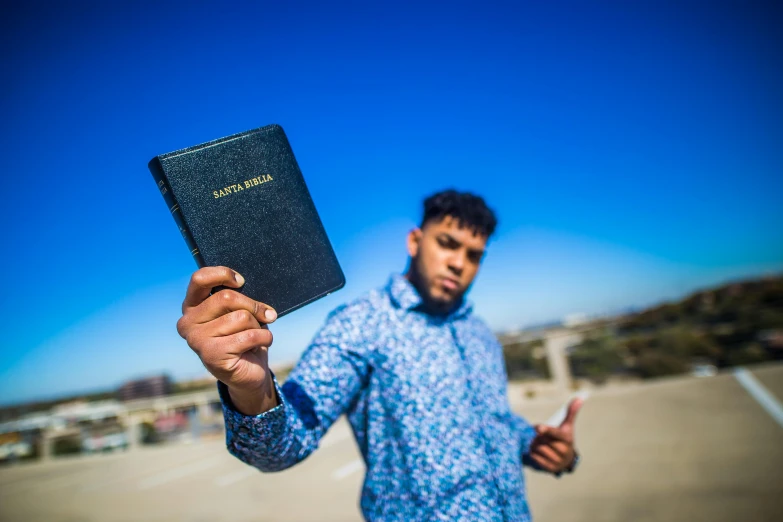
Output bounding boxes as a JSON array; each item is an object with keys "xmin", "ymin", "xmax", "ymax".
[{"xmin": 218, "ymin": 273, "xmax": 538, "ymax": 521}]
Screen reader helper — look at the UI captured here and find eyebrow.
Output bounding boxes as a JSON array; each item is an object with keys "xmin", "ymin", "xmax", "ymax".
[{"xmin": 438, "ymin": 233, "xmax": 485, "ymax": 258}]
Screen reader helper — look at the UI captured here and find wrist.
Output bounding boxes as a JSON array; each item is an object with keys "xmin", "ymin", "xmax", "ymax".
[
  {"xmin": 567, "ymin": 451, "xmax": 579, "ymax": 472},
  {"xmin": 226, "ymin": 377, "xmax": 278, "ymax": 416},
  {"xmin": 556, "ymin": 451, "xmax": 579, "ymax": 478}
]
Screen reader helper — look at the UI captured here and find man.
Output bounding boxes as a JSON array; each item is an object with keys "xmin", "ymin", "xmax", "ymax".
[{"xmin": 176, "ymin": 190, "xmax": 581, "ymax": 521}]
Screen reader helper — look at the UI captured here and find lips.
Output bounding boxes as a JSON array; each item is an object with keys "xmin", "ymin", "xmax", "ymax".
[{"xmin": 439, "ymin": 277, "xmax": 459, "ymax": 292}]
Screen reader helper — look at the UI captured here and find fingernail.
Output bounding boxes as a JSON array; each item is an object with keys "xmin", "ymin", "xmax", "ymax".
[
  {"xmin": 265, "ymin": 309, "xmax": 277, "ymax": 322},
  {"xmin": 234, "ymin": 272, "xmax": 245, "ymax": 285}
]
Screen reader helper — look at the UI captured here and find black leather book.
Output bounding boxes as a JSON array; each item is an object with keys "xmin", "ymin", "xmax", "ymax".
[{"xmin": 149, "ymin": 124, "xmax": 345, "ymax": 317}]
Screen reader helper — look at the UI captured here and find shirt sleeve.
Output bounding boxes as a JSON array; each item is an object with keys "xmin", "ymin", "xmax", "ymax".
[
  {"xmin": 218, "ymin": 303, "xmax": 372, "ymax": 472},
  {"xmin": 506, "ymin": 412, "xmax": 540, "ymax": 470},
  {"xmin": 477, "ymin": 318, "xmax": 542, "ymax": 471}
]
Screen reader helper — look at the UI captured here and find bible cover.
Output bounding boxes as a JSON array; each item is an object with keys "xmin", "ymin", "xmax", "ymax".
[{"xmin": 149, "ymin": 124, "xmax": 345, "ymax": 317}]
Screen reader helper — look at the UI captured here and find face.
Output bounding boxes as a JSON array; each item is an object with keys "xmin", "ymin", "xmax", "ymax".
[{"xmin": 406, "ymin": 215, "xmax": 488, "ymax": 314}]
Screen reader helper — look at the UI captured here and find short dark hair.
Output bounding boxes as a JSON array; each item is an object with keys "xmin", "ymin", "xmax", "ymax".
[{"xmin": 420, "ymin": 189, "xmax": 498, "ymax": 238}]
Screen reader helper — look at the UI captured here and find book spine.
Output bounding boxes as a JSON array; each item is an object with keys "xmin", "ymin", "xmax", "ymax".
[{"xmin": 148, "ymin": 158, "xmax": 205, "ymax": 267}]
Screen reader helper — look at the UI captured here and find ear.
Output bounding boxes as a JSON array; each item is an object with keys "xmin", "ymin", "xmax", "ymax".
[{"xmin": 407, "ymin": 228, "xmax": 422, "ymax": 258}]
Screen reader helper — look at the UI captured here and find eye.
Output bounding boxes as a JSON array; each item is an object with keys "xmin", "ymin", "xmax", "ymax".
[{"xmin": 467, "ymin": 251, "xmax": 483, "ymax": 264}]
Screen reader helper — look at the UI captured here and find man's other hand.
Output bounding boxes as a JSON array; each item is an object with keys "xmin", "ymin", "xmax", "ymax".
[{"xmin": 529, "ymin": 398, "xmax": 583, "ymax": 474}]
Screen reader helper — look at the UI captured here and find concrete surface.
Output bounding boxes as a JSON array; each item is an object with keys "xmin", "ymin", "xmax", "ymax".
[{"xmin": 1, "ymin": 363, "xmax": 782, "ymax": 522}]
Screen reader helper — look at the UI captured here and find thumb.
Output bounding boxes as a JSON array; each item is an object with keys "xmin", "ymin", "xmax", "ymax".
[
  {"xmin": 559, "ymin": 397, "xmax": 584, "ymax": 431},
  {"xmin": 535, "ymin": 424, "xmax": 550, "ymax": 436}
]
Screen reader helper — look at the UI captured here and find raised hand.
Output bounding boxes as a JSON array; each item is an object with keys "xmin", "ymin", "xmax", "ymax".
[
  {"xmin": 528, "ymin": 398, "xmax": 583, "ymax": 474},
  {"xmin": 176, "ymin": 266, "xmax": 279, "ymax": 415}
]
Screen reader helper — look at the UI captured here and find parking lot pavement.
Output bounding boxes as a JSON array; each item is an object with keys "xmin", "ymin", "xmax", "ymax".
[
  {"xmin": 1, "ymin": 363, "xmax": 781, "ymax": 522},
  {"xmin": 525, "ymin": 363, "xmax": 783, "ymax": 522}
]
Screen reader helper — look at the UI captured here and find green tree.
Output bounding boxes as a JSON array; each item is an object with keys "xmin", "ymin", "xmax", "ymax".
[{"xmin": 569, "ymin": 331, "xmax": 624, "ymax": 384}]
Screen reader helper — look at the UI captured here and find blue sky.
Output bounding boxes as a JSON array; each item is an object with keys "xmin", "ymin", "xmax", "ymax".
[{"xmin": 1, "ymin": 1, "xmax": 781, "ymax": 405}]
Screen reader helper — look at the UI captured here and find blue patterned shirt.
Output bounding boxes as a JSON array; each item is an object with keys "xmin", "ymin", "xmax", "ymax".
[{"xmin": 218, "ymin": 273, "xmax": 539, "ymax": 521}]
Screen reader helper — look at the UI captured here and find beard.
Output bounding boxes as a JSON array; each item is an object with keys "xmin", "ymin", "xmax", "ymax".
[{"xmin": 405, "ymin": 258, "xmax": 465, "ymax": 316}]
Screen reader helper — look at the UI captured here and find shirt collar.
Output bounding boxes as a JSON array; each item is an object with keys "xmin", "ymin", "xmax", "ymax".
[{"xmin": 386, "ymin": 273, "xmax": 473, "ymax": 320}]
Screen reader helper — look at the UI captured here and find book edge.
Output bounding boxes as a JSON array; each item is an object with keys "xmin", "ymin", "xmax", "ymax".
[
  {"xmin": 276, "ymin": 273, "xmax": 347, "ymax": 318},
  {"xmin": 154, "ymin": 123, "xmax": 284, "ymax": 161}
]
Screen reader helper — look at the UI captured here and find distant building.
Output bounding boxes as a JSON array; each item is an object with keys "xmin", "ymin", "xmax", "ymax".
[
  {"xmin": 118, "ymin": 375, "xmax": 173, "ymax": 402},
  {"xmin": 563, "ymin": 313, "xmax": 588, "ymax": 328}
]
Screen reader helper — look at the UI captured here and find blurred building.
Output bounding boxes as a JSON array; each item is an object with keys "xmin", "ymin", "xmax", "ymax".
[
  {"xmin": 118, "ymin": 375, "xmax": 173, "ymax": 401},
  {"xmin": 563, "ymin": 313, "xmax": 589, "ymax": 328}
]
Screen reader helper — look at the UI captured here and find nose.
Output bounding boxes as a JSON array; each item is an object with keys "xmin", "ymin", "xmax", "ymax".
[{"xmin": 447, "ymin": 251, "xmax": 465, "ymax": 275}]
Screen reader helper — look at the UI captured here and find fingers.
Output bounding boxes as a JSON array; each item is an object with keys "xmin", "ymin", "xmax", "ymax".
[
  {"xmin": 221, "ymin": 328, "xmax": 274, "ymax": 357},
  {"xmin": 530, "ymin": 434, "xmax": 573, "ymax": 473},
  {"xmin": 533, "ymin": 425, "xmax": 570, "ymax": 451},
  {"xmin": 529, "ymin": 450, "xmax": 559, "ymax": 473},
  {"xmin": 198, "ymin": 326, "xmax": 274, "ymax": 363},
  {"xmin": 532, "ymin": 437, "xmax": 570, "ymax": 458},
  {"xmin": 548, "ymin": 439, "xmax": 571, "ymax": 457},
  {"xmin": 190, "ymin": 288, "xmax": 277, "ymax": 325},
  {"xmin": 209, "ymin": 309, "xmax": 265, "ymax": 337},
  {"xmin": 183, "ymin": 266, "xmax": 245, "ymax": 310},
  {"xmin": 533, "ymin": 443, "xmax": 560, "ymax": 464}
]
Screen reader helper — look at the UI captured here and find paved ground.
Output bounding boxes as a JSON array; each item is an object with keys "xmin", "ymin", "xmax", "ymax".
[{"xmin": 1, "ymin": 363, "xmax": 782, "ymax": 522}]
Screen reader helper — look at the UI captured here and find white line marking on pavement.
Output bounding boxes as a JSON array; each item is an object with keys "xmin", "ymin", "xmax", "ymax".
[
  {"xmin": 214, "ymin": 467, "xmax": 258, "ymax": 487},
  {"xmin": 734, "ymin": 367, "xmax": 783, "ymax": 429},
  {"xmin": 546, "ymin": 391, "xmax": 591, "ymax": 426},
  {"xmin": 138, "ymin": 456, "xmax": 223, "ymax": 490},
  {"xmin": 332, "ymin": 459, "xmax": 363, "ymax": 480}
]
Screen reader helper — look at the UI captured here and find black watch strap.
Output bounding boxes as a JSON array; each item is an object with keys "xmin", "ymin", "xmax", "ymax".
[{"xmin": 555, "ymin": 452, "xmax": 580, "ymax": 478}]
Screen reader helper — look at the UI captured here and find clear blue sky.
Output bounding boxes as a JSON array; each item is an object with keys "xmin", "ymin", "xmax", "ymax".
[{"xmin": 1, "ymin": 1, "xmax": 781, "ymax": 405}]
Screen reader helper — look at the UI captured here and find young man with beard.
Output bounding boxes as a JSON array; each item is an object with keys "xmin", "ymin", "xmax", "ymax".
[{"xmin": 176, "ymin": 189, "xmax": 581, "ymax": 521}]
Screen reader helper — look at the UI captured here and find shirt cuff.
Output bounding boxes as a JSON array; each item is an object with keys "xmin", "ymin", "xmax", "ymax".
[
  {"xmin": 217, "ymin": 374, "xmax": 284, "ymax": 419},
  {"xmin": 217, "ymin": 375, "xmax": 294, "ymax": 469}
]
